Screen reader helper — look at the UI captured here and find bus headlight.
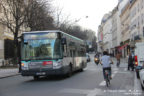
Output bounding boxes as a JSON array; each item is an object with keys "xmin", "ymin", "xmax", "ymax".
[
  {"xmin": 53, "ymin": 60, "xmax": 62, "ymax": 69},
  {"xmin": 21, "ymin": 62, "xmax": 29, "ymax": 70}
]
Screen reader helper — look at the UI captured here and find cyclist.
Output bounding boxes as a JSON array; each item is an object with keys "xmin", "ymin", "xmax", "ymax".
[{"xmin": 100, "ymin": 51, "xmax": 113, "ymax": 80}]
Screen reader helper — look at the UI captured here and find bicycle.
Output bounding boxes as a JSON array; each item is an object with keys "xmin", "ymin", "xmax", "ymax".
[{"xmin": 104, "ymin": 69, "xmax": 111, "ymax": 87}]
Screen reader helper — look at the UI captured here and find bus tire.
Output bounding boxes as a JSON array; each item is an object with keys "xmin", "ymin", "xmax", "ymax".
[
  {"xmin": 33, "ymin": 76, "xmax": 39, "ymax": 80},
  {"xmin": 79, "ymin": 68, "xmax": 83, "ymax": 72},
  {"xmin": 67, "ymin": 65, "xmax": 72, "ymax": 77}
]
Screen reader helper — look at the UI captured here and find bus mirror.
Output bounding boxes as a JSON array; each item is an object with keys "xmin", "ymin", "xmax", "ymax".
[{"xmin": 61, "ymin": 38, "xmax": 66, "ymax": 45}]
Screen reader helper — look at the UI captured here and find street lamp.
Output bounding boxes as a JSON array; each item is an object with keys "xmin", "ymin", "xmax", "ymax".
[{"xmin": 74, "ymin": 16, "xmax": 89, "ymax": 23}]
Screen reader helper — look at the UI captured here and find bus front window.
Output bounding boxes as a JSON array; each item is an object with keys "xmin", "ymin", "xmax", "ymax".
[{"xmin": 21, "ymin": 39, "xmax": 62, "ymax": 60}]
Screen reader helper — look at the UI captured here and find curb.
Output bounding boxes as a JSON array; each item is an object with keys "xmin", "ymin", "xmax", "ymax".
[{"xmin": 0, "ymin": 73, "xmax": 20, "ymax": 79}]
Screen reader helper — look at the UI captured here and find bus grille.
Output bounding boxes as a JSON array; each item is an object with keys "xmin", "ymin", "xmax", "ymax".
[{"xmin": 29, "ymin": 62, "xmax": 42, "ymax": 69}]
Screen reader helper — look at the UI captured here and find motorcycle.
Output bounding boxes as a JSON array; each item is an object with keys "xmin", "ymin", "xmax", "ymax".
[{"xmin": 94, "ymin": 57, "xmax": 99, "ymax": 65}]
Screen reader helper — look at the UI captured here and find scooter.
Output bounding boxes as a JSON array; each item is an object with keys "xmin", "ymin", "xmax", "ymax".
[{"xmin": 94, "ymin": 57, "xmax": 99, "ymax": 65}]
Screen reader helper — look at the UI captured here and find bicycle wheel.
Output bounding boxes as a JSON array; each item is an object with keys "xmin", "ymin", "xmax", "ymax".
[
  {"xmin": 108, "ymin": 78, "xmax": 110, "ymax": 86},
  {"xmin": 105, "ymin": 74, "xmax": 109, "ymax": 87},
  {"xmin": 106, "ymin": 75, "xmax": 111, "ymax": 87},
  {"xmin": 106, "ymin": 80, "xmax": 108, "ymax": 87}
]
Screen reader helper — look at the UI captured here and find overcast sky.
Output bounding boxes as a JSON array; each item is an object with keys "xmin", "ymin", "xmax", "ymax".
[{"xmin": 52, "ymin": 0, "xmax": 118, "ymax": 35}]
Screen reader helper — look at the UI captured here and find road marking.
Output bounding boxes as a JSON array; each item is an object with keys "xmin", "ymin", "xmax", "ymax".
[
  {"xmin": 60, "ymin": 88, "xmax": 102, "ymax": 96},
  {"xmin": 99, "ymin": 70, "xmax": 118, "ymax": 86},
  {"xmin": 60, "ymin": 88, "xmax": 91, "ymax": 94},
  {"xmin": 86, "ymin": 88, "xmax": 102, "ymax": 96},
  {"xmin": 124, "ymin": 68, "xmax": 127, "ymax": 71},
  {"xmin": 134, "ymin": 72, "xmax": 142, "ymax": 96},
  {"xmin": 113, "ymin": 68, "xmax": 119, "ymax": 71}
]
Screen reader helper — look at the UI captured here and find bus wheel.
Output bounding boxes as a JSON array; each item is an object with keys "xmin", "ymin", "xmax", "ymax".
[
  {"xmin": 79, "ymin": 63, "xmax": 84, "ymax": 72},
  {"xmin": 33, "ymin": 76, "xmax": 39, "ymax": 80},
  {"xmin": 67, "ymin": 65, "xmax": 72, "ymax": 77},
  {"xmin": 79, "ymin": 68, "xmax": 83, "ymax": 72}
]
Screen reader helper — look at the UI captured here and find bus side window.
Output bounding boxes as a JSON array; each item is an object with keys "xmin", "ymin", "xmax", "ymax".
[
  {"xmin": 70, "ymin": 50, "xmax": 73, "ymax": 57},
  {"xmin": 73, "ymin": 50, "xmax": 76, "ymax": 57}
]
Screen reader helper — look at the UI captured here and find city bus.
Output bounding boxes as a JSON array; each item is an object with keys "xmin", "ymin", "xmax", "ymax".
[{"xmin": 21, "ymin": 30, "xmax": 87, "ymax": 79}]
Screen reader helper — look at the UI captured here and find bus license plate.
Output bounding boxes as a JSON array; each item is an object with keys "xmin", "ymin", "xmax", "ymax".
[{"xmin": 36, "ymin": 72, "xmax": 46, "ymax": 75}]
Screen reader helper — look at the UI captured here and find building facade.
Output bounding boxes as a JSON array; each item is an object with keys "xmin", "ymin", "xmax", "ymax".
[
  {"xmin": 130, "ymin": 0, "xmax": 144, "ymax": 41},
  {"xmin": 97, "ymin": 25, "xmax": 103, "ymax": 53},
  {"xmin": 111, "ymin": 6, "xmax": 122, "ymax": 56},
  {"xmin": 102, "ymin": 13, "xmax": 113, "ymax": 54},
  {"xmin": 0, "ymin": 1, "xmax": 28, "ymax": 66},
  {"xmin": 119, "ymin": 1, "xmax": 131, "ymax": 57}
]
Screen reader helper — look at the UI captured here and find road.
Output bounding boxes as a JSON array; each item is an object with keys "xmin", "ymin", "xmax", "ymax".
[{"xmin": 0, "ymin": 54, "xmax": 144, "ymax": 96}]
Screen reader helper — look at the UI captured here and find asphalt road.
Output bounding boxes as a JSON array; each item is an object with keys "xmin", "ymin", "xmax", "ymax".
[{"xmin": 0, "ymin": 54, "xmax": 144, "ymax": 96}]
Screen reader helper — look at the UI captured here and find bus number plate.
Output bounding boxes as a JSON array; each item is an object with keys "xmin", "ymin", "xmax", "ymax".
[{"xmin": 36, "ymin": 72, "xmax": 46, "ymax": 75}]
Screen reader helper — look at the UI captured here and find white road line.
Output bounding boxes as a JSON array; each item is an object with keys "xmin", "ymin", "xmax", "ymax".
[
  {"xmin": 60, "ymin": 88, "xmax": 91, "ymax": 94},
  {"xmin": 124, "ymin": 68, "xmax": 127, "ymax": 71},
  {"xmin": 60, "ymin": 88, "xmax": 103, "ymax": 96},
  {"xmin": 113, "ymin": 68, "xmax": 119, "ymax": 71},
  {"xmin": 134, "ymin": 72, "xmax": 142, "ymax": 96},
  {"xmin": 86, "ymin": 88, "xmax": 102, "ymax": 96},
  {"xmin": 99, "ymin": 70, "xmax": 118, "ymax": 86}
]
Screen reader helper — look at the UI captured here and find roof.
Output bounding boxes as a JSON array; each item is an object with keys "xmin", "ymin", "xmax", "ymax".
[
  {"xmin": 22, "ymin": 30, "xmax": 84, "ymax": 42},
  {"xmin": 23, "ymin": 30, "xmax": 60, "ymax": 34}
]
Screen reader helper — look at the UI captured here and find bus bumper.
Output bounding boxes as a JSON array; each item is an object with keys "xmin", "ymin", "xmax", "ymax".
[{"xmin": 21, "ymin": 66, "xmax": 69, "ymax": 76}]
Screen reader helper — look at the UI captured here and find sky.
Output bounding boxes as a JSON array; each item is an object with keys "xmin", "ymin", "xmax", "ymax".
[{"xmin": 52, "ymin": 0, "xmax": 118, "ymax": 35}]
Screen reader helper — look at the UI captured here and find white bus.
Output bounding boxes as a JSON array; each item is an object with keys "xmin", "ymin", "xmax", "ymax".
[{"xmin": 21, "ymin": 30, "xmax": 87, "ymax": 79}]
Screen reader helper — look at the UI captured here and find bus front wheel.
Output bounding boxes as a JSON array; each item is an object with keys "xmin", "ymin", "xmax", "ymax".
[
  {"xmin": 33, "ymin": 76, "xmax": 39, "ymax": 80},
  {"xmin": 66, "ymin": 65, "xmax": 72, "ymax": 77}
]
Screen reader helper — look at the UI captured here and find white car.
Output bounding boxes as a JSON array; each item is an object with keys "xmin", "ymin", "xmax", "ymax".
[{"xmin": 139, "ymin": 68, "xmax": 144, "ymax": 90}]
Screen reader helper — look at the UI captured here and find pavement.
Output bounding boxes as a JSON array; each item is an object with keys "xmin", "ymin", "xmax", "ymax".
[{"xmin": 0, "ymin": 68, "xmax": 19, "ymax": 79}]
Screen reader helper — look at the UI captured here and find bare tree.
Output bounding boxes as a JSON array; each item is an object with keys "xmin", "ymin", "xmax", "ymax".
[
  {"xmin": 0, "ymin": 0, "xmax": 29, "ymax": 43},
  {"xmin": 0, "ymin": 0, "xmax": 55, "ymax": 64},
  {"xmin": 26, "ymin": 0, "xmax": 55, "ymax": 31},
  {"xmin": 53, "ymin": 7, "xmax": 73, "ymax": 29},
  {"xmin": 0, "ymin": 0, "xmax": 32, "ymax": 64}
]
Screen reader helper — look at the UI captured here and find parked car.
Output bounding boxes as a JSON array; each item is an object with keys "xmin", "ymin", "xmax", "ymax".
[
  {"xmin": 139, "ymin": 67, "xmax": 144, "ymax": 90},
  {"xmin": 86, "ymin": 53, "xmax": 90, "ymax": 62}
]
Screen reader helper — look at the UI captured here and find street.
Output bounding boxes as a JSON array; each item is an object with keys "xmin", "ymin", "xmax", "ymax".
[{"xmin": 0, "ymin": 54, "xmax": 143, "ymax": 96}]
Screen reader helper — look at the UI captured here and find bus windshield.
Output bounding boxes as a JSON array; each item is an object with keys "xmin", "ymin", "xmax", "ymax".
[{"xmin": 21, "ymin": 37, "xmax": 62, "ymax": 60}]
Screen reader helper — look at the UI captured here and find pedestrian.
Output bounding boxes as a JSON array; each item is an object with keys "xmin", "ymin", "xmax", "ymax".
[
  {"xmin": 128, "ymin": 52, "xmax": 134, "ymax": 71},
  {"xmin": 116, "ymin": 52, "xmax": 121, "ymax": 67}
]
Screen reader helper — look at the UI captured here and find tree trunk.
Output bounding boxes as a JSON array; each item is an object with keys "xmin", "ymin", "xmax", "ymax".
[
  {"xmin": 13, "ymin": 41, "xmax": 18, "ymax": 65},
  {"xmin": 13, "ymin": 32, "xmax": 19, "ymax": 65}
]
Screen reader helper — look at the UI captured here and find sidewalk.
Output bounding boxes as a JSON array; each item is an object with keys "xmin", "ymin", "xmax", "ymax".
[{"xmin": 0, "ymin": 68, "xmax": 19, "ymax": 79}]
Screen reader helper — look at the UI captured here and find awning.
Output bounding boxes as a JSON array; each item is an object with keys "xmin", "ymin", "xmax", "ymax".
[{"xmin": 119, "ymin": 43, "xmax": 129, "ymax": 50}]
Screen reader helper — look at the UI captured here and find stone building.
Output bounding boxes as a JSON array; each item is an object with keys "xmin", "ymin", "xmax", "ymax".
[
  {"xmin": 0, "ymin": 0, "xmax": 28, "ymax": 66},
  {"xmin": 130, "ymin": 0, "xmax": 144, "ymax": 41},
  {"xmin": 111, "ymin": 6, "xmax": 121, "ymax": 56},
  {"xmin": 120, "ymin": 1, "xmax": 131, "ymax": 57}
]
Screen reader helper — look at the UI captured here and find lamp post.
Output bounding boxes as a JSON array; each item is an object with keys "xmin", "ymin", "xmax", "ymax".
[{"xmin": 75, "ymin": 16, "xmax": 89, "ymax": 23}]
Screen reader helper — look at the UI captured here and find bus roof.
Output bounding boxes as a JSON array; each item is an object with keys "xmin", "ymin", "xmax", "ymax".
[{"xmin": 23, "ymin": 30, "xmax": 84, "ymax": 42}]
